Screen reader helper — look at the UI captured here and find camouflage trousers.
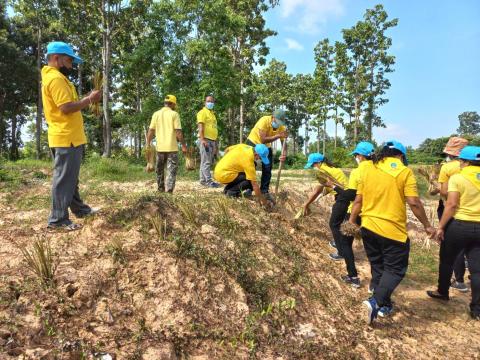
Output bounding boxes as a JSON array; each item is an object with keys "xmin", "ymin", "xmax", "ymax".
[{"xmin": 156, "ymin": 152, "xmax": 178, "ymax": 192}]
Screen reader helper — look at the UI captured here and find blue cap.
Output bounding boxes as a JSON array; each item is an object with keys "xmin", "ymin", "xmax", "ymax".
[
  {"xmin": 350, "ymin": 141, "xmax": 375, "ymax": 156},
  {"xmin": 46, "ymin": 41, "xmax": 83, "ymax": 65},
  {"xmin": 254, "ymin": 144, "xmax": 270, "ymax": 165},
  {"xmin": 273, "ymin": 109, "xmax": 287, "ymax": 125},
  {"xmin": 304, "ymin": 153, "xmax": 325, "ymax": 169},
  {"xmin": 384, "ymin": 140, "xmax": 408, "ymax": 164},
  {"xmin": 458, "ymin": 146, "xmax": 480, "ymax": 161}
]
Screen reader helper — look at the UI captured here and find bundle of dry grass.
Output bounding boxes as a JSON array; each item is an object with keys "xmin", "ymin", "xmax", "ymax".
[
  {"xmin": 315, "ymin": 169, "xmax": 344, "ymax": 189},
  {"xmin": 340, "ymin": 221, "xmax": 361, "ymax": 238},
  {"xmin": 418, "ymin": 164, "xmax": 441, "ymax": 194},
  {"xmin": 89, "ymin": 70, "xmax": 103, "ymax": 117},
  {"xmin": 185, "ymin": 147, "xmax": 196, "ymax": 170},
  {"xmin": 145, "ymin": 145, "xmax": 156, "ymax": 172}
]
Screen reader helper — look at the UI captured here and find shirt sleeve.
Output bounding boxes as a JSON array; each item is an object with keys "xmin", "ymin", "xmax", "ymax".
[
  {"xmin": 173, "ymin": 112, "xmax": 182, "ymax": 130},
  {"xmin": 244, "ymin": 162, "xmax": 257, "ymax": 181},
  {"xmin": 448, "ymin": 175, "xmax": 461, "ymax": 193},
  {"xmin": 404, "ymin": 169, "xmax": 419, "ymax": 197},
  {"xmin": 149, "ymin": 113, "xmax": 156, "ymax": 129},
  {"xmin": 196, "ymin": 110, "xmax": 206, "ymax": 124},
  {"xmin": 438, "ymin": 164, "xmax": 448, "ymax": 183},
  {"xmin": 48, "ymin": 77, "xmax": 74, "ymax": 107}
]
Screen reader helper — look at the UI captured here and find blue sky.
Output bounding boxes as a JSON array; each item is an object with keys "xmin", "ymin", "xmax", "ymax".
[{"xmin": 261, "ymin": 0, "xmax": 480, "ymax": 147}]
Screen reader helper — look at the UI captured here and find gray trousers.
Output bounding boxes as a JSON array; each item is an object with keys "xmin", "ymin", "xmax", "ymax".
[
  {"xmin": 199, "ymin": 139, "xmax": 216, "ymax": 185},
  {"xmin": 156, "ymin": 152, "xmax": 178, "ymax": 192},
  {"xmin": 48, "ymin": 145, "xmax": 91, "ymax": 226}
]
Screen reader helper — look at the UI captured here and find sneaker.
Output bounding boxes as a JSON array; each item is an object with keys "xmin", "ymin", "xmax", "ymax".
[
  {"xmin": 451, "ymin": 281, "xmax": 469, "ymax": 293},
  {"xmin": 329, "ymin": 241, "xmax": 337, "ymax": 249},
  {"xmin": 241, "ymin": 189, "xmax": 253, "ymax": 198},
  {"xmin": 471, "ymin": 312, "xmax": 480, "ymax": 320},
  {"xmin": 75, "ymin": 208, "xmax": 100, "ymax": 218},
  {"xmin": 47, "ymin": 222, "xmax": 82, "ymax": 231},
  {"xmin": 263, "ymin": 193, "xmax": 275, "ymax": 202},
  {"xmin": 426, "ymin": 290, "xmax": 449, "ymax": 301},
  {"xmin": 368, "ymin": 286, "xmax": 375, "ymax": 295},
  {"xmin": 363, "ymin": 297, "xmax": 379, "ymax": 325},
  {"xmin": 328, "ymin": 253, "xmax": 344, "ymax": 261},
  {"xmin": 341, "ymin": 275, "xmax": 361, "ymax": 289},
  {"xmin": 207, "ymin": 182, "xmax": 221, "ymax": 188},
  {"xmin": 378, "ymin": 304, "xmax": 394, "ymax": 317}
]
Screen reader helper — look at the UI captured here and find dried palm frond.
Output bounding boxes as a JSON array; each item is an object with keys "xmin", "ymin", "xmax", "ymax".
[
  {"xmin": 315, "ymin": 169, "xmax": 344, "ymax": 189},
  {"xmin": 89, "ymin": 70, "xmax": 103, "ymax": 117},
  {"xmin": 145, "ymin": 145, "xmax": 156, "ymax": 172},
  {"xmin": 340, "ymin": 221, "xmax": 361, "ymax": 238}
]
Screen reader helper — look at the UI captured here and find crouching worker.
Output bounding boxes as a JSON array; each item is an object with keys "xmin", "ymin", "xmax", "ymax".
[
  {"xmin": 349, "ymin": 140, "xmax": 434, "ymax": 324},
  {"xmin": 214, "ymin": 143, "xmax": 271, "ymax": 208},
  {"xmin": 427, "ymin": 146, "xmax": 480, "ymax": 320}
]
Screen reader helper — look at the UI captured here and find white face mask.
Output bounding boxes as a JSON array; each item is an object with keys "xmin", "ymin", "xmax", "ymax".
[
  {"xmin": 355, "ymin": 156, "xmax": 361, "ymax": 165},
  {"xmin": 445, "ymin": 155, "xmax": 452, "ymax": 162}
]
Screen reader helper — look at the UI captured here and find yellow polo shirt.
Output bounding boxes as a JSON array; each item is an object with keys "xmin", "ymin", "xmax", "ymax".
[
  {"xmin": 319, "ymin": 163, "xmax": 347, "ymax": 193},
  {"xmin": 196, "ymin": 107, "xmax": 218, "ymax": 141},
  {"xmin": 346, "ymin": 161, "xmax": 373, "ymax": 212},
  {"xmin": 149, "ymin": 107, "xmax": 182, "ymax": 152},
  {"xmin": 438, "ymin": 160, "xmax": 460, "ymax": 183},
  {"xmin": 357, "ymin": 157, "xmax": 418, "ymax": 242},
  {"xmin": 449, "ymin": 166, "xmax": 480, "ymax": 222},
  {"xmin": 41, "ymin": 66, "xmax": 86, "ymax": 147},
  {"xmin": 214, "ymin": 144, "xmax": 257, "ymax": 184},
  {"xmin": 247, "ymin": 115, "xmax": 286, "ymax": 148}
]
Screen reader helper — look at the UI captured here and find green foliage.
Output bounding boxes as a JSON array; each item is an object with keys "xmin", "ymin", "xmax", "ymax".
[{"xmin": 457, "ymin": 111, "xmax": 480, "ymax": 136}]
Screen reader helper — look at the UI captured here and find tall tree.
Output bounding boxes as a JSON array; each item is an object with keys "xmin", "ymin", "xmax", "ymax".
[
  {"xmin": 457, "ymin": 111, "xmax": 480, "ymax": 136},
  {"xmin": 286, "ymin": 74, "xmax": 312, "ymax": 154}
]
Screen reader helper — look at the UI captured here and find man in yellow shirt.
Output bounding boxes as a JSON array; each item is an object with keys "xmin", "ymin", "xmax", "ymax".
[
  {"xmin": 436, "ymin": 136, "xmax": 469, "ymax": 292},
  {"xmin": 349, "ymin": 140, "xmax": 434, "ymax": 324},
  {"xmin": 197, "ymin": 95, "xmax": 220, "ymax": 188},
  {"xmin": 428, "ymin": 146, "xmax": 480, "ymax": 320},
  {"xmin": 246, "ymin": 109, "xmax": 288, "ymax": 199},
  {"xmin": 213, "ymin": 143, "xmax": 270, "ymax": 208},
  {"xmin": 42, "ymin": 41, "xmax": 101, "ymax": 231},
  {"xmin": 146, "ymin": 95, "xmax": 187, "ymax": 193}
]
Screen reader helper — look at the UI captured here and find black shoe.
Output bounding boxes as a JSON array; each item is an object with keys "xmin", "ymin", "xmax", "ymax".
[
  {"xmin": 329, "ymin": 241, "xmax": 337, "ymax": 249},
  {"xmin": 471, "ymin": 312, "xmax": 480, "ymax": 320},
  {"xmin": 426, "ymin": 290, "xmax": 449, "ymax": 301},
  {"xmin": 341, "ymin": 275, "xmax": 361, "ymax": 288},
  {"xmin": 329, "ymin": 253, "xmax": 344, "ymax": 261}
]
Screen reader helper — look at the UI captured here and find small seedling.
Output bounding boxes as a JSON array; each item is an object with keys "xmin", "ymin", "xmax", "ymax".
[{"xmin": 20, "ymin": 236, "xmax": 57, "ymax": 288}]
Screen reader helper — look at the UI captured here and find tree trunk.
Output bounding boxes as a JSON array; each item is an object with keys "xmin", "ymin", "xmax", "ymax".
[
  {"xmin": 334, "ymin": 107, "xmax": 338, "ymax": 149},
  {"xmin": 316, "ymin": 123, "xmax": 320, "ymax": 153},
  {"xmin": 101, "ymin": 0, "xmax": 112, "ymax": 158},
  {"xmin": 35, "ymin": 28, "xmax": 43, "ymax": 160},
  {"xmin": 0, "ymin": 91, "xmax": 5, "ymax": 158},
  {"xmin": 354, "ymin": 96, "xmax": 359, "ymax": 143},
  {"xmin": 11, "ymin": 112, "xmax": 18, "ymax": 160},
  {"xmin": 239, "ymin": 78, "xmax": 244, "ymax": 143},
  {"xmin": 304, "ymin": 117, "xmax": 309, "ymax": 155},
  {"xmin": 322, "ymin": 116, "xmax": 326, "ymax": 155}
]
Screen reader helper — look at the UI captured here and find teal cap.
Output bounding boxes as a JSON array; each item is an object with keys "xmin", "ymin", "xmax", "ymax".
[
  {"xmin": 46, "ymin": 41, "xmax": 83, "ymax": 65},
  {"xmin": 304, "ymin": 153, "xmax": 325, "ymax": 169},
  {"xmin": 254, "ymin": 144, "xmax": 270, "ymax": 165}
]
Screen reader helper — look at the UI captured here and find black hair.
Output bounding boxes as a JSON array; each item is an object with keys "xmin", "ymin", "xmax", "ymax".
[
  {"xmin": 375, "ymin": 147, "xmax": 407, "ymax": 165},
  {"xmin": 322, "ymin": 157, "xmax": 336, "ymax": 168},
  {"xmin": 462, "ymin": 159, "xmax": 480, "ymax": 167}
]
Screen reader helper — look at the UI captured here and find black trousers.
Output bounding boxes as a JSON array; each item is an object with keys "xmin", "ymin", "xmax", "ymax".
[
  {"xmin": 223, "ymin": 173, "xmax": 252, "ymax": 197},
  {"xmin": 329, "ymin": 201, "xmax": 358, "ymax": 277},
  {"xmin": 361, "ymin": 227, "xmax": 410, "ymax": 307},
  {"xmin": 437, "ymin": 220, "xmax": 480, "ymax": 315},
  {"xmin": 438, "ymin": 202, "xmax": 466, "ymax": 282},
  {"xmin": 246, "ymin": 139, "xmax": 273, "ymax": 194}
]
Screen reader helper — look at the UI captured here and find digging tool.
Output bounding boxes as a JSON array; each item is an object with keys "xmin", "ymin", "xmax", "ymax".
[{"xmin": 274, "ymin": 140, "xmax": 288, "ymax": 200}]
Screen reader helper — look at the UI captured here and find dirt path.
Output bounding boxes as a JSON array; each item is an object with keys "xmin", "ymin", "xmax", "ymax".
[{"xmin": 1, "ymin": 174, "xmax": 479, "ymax": 359}]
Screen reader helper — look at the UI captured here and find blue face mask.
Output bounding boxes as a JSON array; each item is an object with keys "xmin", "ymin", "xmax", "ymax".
[
  {"xmin": 206, "ymin": 102, "xmax": 214, "ymax": 110},
  {"xmin": 272, "ymin": 121, "xmax": 279, "ymax": 129}
]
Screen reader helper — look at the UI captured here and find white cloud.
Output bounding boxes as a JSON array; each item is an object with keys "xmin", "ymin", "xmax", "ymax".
[
  {"xmin": 285, "ymin": 38, "xmax": 304, "ymax": 51},
  {"xmin": 280, "ymin": 0, "xmax": 345, "ymax": 35}
]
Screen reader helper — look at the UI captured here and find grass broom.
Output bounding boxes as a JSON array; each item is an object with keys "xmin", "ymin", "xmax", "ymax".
[{"xmin": 89, "ymin": 70, "xmax": 103, "ymax": 117}]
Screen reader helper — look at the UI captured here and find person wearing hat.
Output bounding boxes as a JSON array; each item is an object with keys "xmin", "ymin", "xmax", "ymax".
[
  {"xmin": 146, "ymin": 95, "xmax": 187, "ymax": 193},
  {"xmin": 246, "ymin": 109, "xmax": 288, "ymax": 199},
  {"xmin": 349, "ymin": 140, "xmax": 434, "ymax": 324},
  {"xmin": 213, "ymin": 143, "xmax": 271, "ymax": 208},
  {"xmin": 435, "ymin": 136, "xmax": 470, "ymax": 292},
  {"xmin": 197, "ymin": 95, "xmax": 220, "ymax": 188},
  {"xmin": 324, "ymin": 142, "xmax": 376, "ymax": 289},
  {"xmin": 427, "ymin": 146, "xmax": 480, "ymax": 320},
  {"xmin": 42, "ymin": 41, "xmax": 102, "ymax": 231}
]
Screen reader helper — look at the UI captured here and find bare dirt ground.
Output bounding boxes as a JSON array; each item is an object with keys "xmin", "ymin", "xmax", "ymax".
[{"xmin": 1, "ymin": 168, "xmax": 479, "ymax": 359}]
